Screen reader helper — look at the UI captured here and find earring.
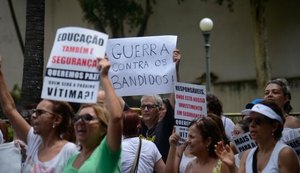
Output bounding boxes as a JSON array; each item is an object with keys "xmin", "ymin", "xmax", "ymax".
[{"xmin": 52, "ymin": 124, "xmax": 55, "ymax": 129}]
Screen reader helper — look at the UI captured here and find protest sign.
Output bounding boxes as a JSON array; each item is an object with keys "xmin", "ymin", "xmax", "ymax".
[
  {"xmin": 232, "ymin": 132, "xmax": 256, "ymax": 153},
  {"xmin": 106, "ymin": 35, "xmax": 177, "ymax": 96},
  {"xmin": 281, "ymin": 128, "xmax": 300, "ymax": 158},
  {"xmin": 41, "ymin": 27, "xmax": 108, "ymax": 103},
  {"xmin": 285, "ymin": 137, "xmax": 300, "ymax": 158},
  {"xmin": 174, "ymin": 82, "xmax": 206, "ymax": 142}
]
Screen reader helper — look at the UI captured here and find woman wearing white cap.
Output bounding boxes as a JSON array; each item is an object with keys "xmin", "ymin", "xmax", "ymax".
[{"xmin": 216, "ymin": 100, "xmax": 299, "ymax": 173}]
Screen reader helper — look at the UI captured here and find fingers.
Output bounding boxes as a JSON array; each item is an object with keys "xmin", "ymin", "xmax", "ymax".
[
  {"xmin": 174, "ymin": 49, "xmax": 180, "ymax": 54},
  {"xmin": 173, "ymin": 49, "xmax": 181, "ymax": 64},
  {"xmin": 96, "ymin": 57, "xmax": 111, "ymax": 76}
]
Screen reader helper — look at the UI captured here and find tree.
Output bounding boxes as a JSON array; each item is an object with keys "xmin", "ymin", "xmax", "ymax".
[
  {"xmin": 21, "ymin": 0, "xmax": 45, "ymax": 108},
  {"xmin": 78, "ymin": 0, "xmax": 156, "ymax": 38},
  {"xmin": 79, "ymin": 0, "xmax": 271, "ymax": 90},
  {"xmin": 249, "ymin": 0, "xmax": 271, "ymax": 90}
]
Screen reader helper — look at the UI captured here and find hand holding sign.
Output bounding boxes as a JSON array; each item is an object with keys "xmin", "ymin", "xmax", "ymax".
[
  {"xmin": 97, "ymin": 57, "xmax": 110, "ymax": 77},
  {"xmin": 173, "ymin": 49, "xmax": 181, "ymax": 66}
]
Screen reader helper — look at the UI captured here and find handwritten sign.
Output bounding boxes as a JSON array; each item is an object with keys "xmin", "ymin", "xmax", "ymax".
[
  {"xmin": 41, "ymin": 27, "xmax": 108, "ymax": 103},
  {"xmin": 106, "ymin": 35, "xmax": 177, "ymax": 96},
  {"xmin": 232, "ymin": 132, "xmax": 256, "ymax": 153},
  {"xmin": 174, "ymin": 82, "xmax": 206, "ymax": 142}
]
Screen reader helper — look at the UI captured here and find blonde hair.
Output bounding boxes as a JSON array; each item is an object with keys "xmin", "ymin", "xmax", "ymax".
[{"xmin": 77, "ymin": 104, "xmax": 109, "ymax": 140}]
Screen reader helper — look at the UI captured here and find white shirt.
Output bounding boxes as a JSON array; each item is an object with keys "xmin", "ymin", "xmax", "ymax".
[
  {"xmin": 22, "ymin": 128, "xmax": 79, "ymax": 173},
  {"xmin": 0, "ymin": 130, "xmax": 3, "ymax": 144},
  {"xmin": 221, "ymin": 115, "xmax": 235, "ymax": 140},
  {"xmin": 245, "ymin": 142, "xmax": 289, "ymax": 173},
  {"xmin": 179, "ymin": 152, "xmax": 196, "ymax": 173},
  {"xmin": 121, "ymin": 137, "xmax": 162, "ymax": 173}
]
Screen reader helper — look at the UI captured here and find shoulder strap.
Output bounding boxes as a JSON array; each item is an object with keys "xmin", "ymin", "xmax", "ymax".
[
  {"xmin": 252, "ymin": 148, "xmax": 259, "ymax": 173},
  {"xmin": 130, "ymin": 137, "xmax": 142, "ymax": 173}
]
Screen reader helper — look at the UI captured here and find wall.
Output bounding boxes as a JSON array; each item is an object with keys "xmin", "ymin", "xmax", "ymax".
[{"xmin": 0, "ymin": 0, "xmax": 299, "ymax": 113}]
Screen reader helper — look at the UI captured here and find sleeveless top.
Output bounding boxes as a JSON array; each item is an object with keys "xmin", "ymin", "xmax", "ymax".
[
  {"xmin": 212, "ymin": 160, "xmax": 222, "ymax": 173},
  {"xmin": 189, "ymin": 159, "xmax": 222, "ymax": 173},
  {"xmin": 179, "ymin": 152, "xmax": 196, "ymax": 173},
  {"xmin": 245, "ymin": 141, "xmax": 289, "ymax": 173}
]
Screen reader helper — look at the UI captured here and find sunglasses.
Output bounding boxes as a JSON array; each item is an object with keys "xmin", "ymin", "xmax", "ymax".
[
  {"xmin": 32, "ymin": 109, "xmax": 57, "ymax": 117},
  {"xmin": 140, "ymin": 104, "xmax": 158, "ymax": 110},
  {"xmin": 246, "ymin": 117, "xmax": 269, "ymax": 126},
  {"xmin": 72, "ymin": 113, "xmax": 98, "ymax": 123}
]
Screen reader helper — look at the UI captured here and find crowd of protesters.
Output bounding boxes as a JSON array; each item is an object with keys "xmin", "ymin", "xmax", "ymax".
[{"xmin": 0, "ymin": 47, "xmax": 299, "ymax": 173}]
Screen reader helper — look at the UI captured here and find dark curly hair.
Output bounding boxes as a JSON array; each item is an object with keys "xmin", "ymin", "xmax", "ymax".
[{"xmin": 206, "ymin": 93, "xmax": 223, "ymax": 116}]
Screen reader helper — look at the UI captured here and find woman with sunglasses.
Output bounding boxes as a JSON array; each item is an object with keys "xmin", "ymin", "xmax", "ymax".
[
  {"xmin": 0, "ymin": 56, "xmax": 78, "ymax": 172},
  {"xmin": 216, "ymin": 100, "xmax": 299, "ymax": 173},
  {"xmin": 62, "ymin": 57, "xmax": 123, "ymax": 172}
]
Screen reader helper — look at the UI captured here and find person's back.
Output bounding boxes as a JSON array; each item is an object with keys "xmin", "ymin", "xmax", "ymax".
[
  {"xmin": 122, "ymin": 109, "xmax": 165, "ymax": 173},
  {"xmin": 121, "ymin": 137, "xmax": 164, "ymax": 173}
]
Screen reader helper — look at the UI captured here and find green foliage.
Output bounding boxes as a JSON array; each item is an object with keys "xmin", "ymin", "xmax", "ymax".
[
  {"xmin": 7, "ymin": 125, "xmax": 14, "ymax": 142},
  {"xmin": 0, "ymin": 84, "xmax": 21, "ymax": 119},
  {"xmin": 78, "ymin": 0, "xmax": 156, "ymax": 37},
  {"xmin": 11, "ymin": 84, "xmax": 21, "ymax": 103},
  {"xmin": 177, "ymin": 0, "xmax": 234, "ymax": 11}
]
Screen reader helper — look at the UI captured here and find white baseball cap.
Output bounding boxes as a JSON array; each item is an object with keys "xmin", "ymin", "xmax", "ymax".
[{"xmin": 241, "ymin": 103, "xmax": 283, "ymax": 124}]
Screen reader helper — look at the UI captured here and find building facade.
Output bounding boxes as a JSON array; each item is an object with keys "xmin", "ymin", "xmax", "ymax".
[{"xmin": 0, "ymin": 0, "xmax": 299, "ymax": 113}]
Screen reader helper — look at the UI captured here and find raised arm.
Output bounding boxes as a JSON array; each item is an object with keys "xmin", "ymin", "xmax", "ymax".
[
  {"xmin": 0, "ymin": 56, "xmax": 31, "ymax": 142},
  {"xmin": 165, "ymin": 130, "xmax": 182, "ymax": 173},
  {"xmin": 169, "ymin": 49, "xmax": 181, "ymax": 108},
  {"xmin": 97, "ymin": 57, "xmax": 123, "ymax": 152}
]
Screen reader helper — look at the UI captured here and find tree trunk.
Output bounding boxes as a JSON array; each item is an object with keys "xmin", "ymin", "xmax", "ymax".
[
  {"xmin": 21, "ymin": 0, "xmax": 45, "ymax": 108},
  {"xmin": 250, "ymin": 0, "xmax": 271, "ymax": 90}
]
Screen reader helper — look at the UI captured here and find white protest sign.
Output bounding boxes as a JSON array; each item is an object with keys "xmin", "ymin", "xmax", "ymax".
[
  {"xmin": 174, "ymin": 82, "xmax": 206, "ymax": 142},
  {"xmin": 41, "ymin": 27, "xmax": 108, "ymax": 103},
  {"xmin": 232, "ymin": 132, "xmax": 256, "ymax": 153},
  {"xmin": 285, "ymin": 137, "xmax": 300, "ymax": 158},
  {"xmin": 106, "ymin": 35, "xmax": 177, "ymax": 96},
  {"xmin": 281, "ymin": 128, "xmax": 300, "ymax": 158}
]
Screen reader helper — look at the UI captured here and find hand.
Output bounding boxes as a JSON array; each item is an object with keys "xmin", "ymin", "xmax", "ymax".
[
  {"xmin": 177, "ymin": 141, "xmax": 188, "ymax": 156},
  {"xmin": 169, "ymin": 129, "xmax": 180, "ymax": 147},
  {"xmin": 96, "ymin": 56, "xmax": 110, "ymax": 77},
  {"xmin": 173, "ymin": 49, "xmax": 181, "ymax": 65},
  {"xmin": 215, "ymin": 141, "xmax": 235, "ymax": 167}
]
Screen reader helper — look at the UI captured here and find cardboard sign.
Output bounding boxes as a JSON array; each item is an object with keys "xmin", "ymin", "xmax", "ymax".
[
  {"xmin": 41, "ymin": 27, "xmax": 108, "ymax": 103},
  {"xmin": 174, "ymin": 82, "xmax": 206, "ymax": 142},
  {"xmin": 106, "ymin": 35, "xmax": 177, "ymax": 96},
  {"xmin": 232, "ymin": 132, "xmax": 256, "ymax": 153}
]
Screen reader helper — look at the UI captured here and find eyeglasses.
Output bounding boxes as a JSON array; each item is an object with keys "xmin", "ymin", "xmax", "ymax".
[
  {"xmin": 73, "ymin": 113, "xmax": 98, "ymax": 123},
  {"xmin": 32, "ymin": 109, "xmax": 57, "ymax": 117},
  {"xmin": 140, "ymin": 104, "xmax": 158, "ymax": 110}
]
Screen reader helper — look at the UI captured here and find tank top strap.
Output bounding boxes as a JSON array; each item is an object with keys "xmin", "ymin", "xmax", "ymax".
[{"xmin": 213, "ymin": 159, "xmax": 222, "ymax": 173}]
